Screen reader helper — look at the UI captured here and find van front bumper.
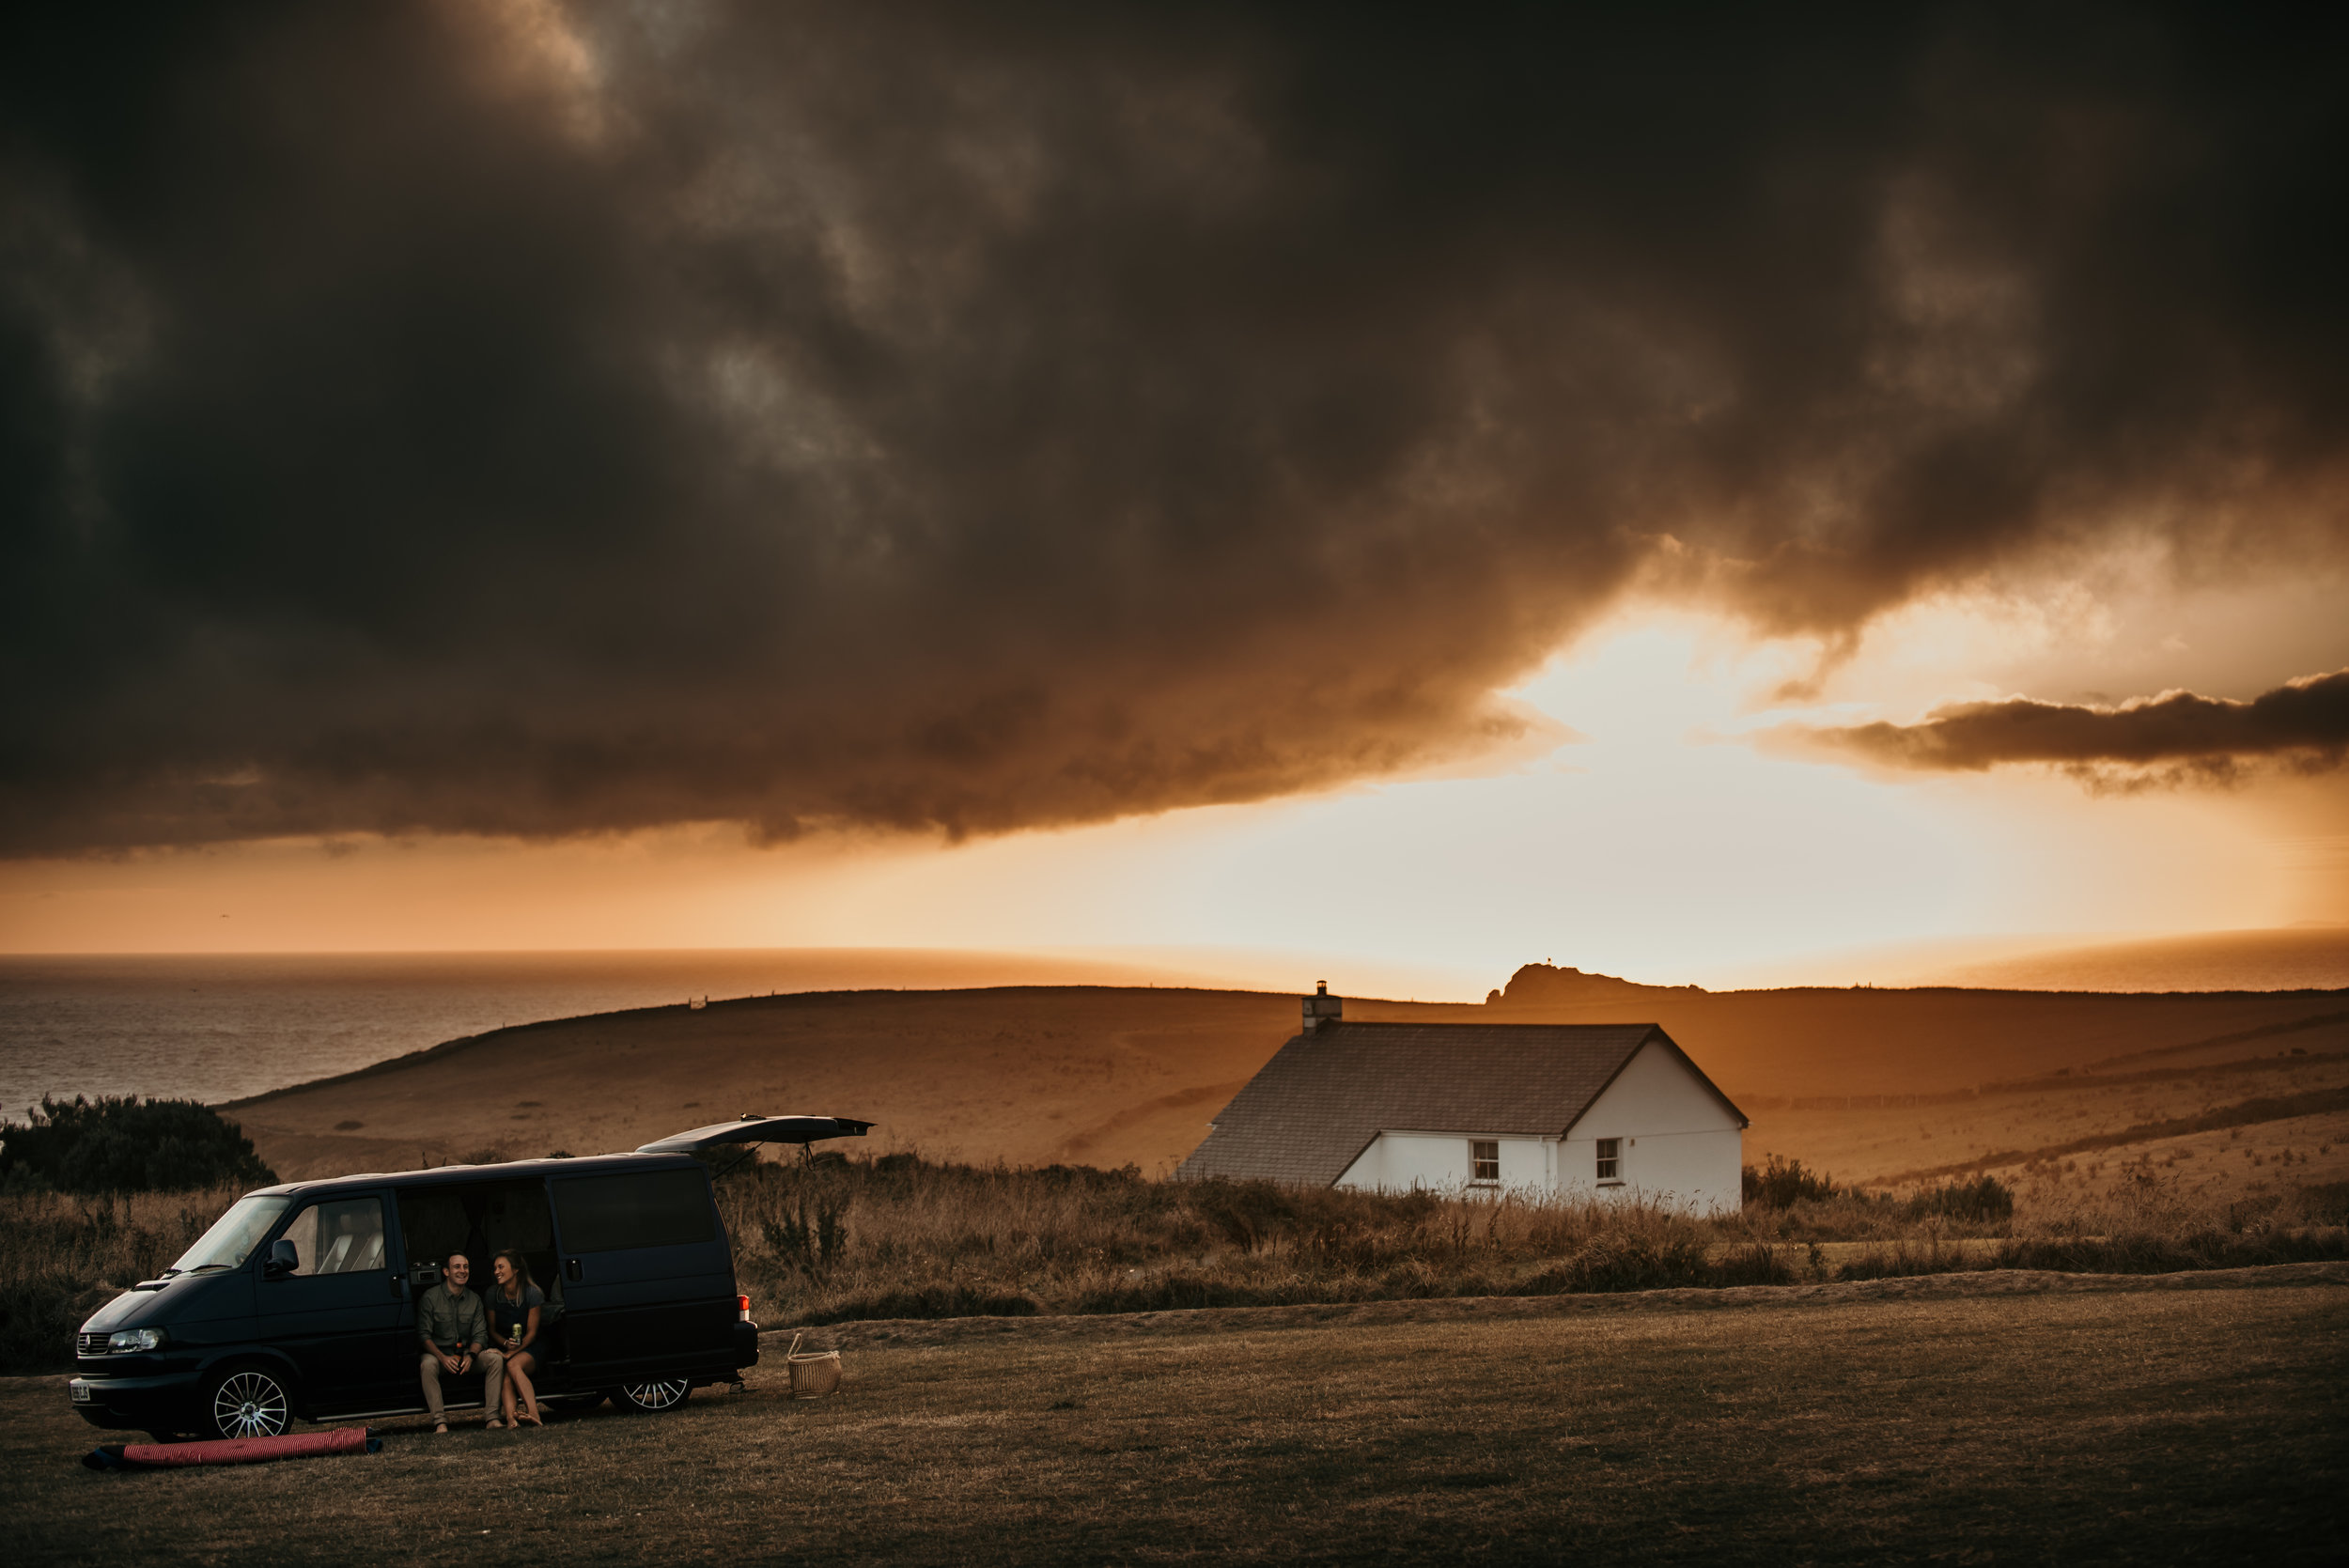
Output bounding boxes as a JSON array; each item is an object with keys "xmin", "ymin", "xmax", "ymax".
[{"xmin": 70, "ymin": 1371, "xmax": 201, "ymax": 1433}]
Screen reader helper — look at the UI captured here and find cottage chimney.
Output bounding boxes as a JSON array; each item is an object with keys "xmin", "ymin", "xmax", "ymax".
[{"xmin": 1301, "ymin": 980, "xmax": 1343, "ymax": 1032}]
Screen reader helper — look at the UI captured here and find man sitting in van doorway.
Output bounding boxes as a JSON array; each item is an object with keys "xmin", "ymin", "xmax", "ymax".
[{"xmin": 417, "ymin": 1253, "xmax": 505, "ymax": 1433}]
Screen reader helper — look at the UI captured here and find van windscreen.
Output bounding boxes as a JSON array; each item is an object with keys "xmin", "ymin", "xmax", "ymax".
[
  {"xmin": 553, "ymin": 1168, "xmax": 715, "ymax": 1253},
  {"xmin": 166, "ymin": 1194, "xmax": 288, "ymax": 1274}
]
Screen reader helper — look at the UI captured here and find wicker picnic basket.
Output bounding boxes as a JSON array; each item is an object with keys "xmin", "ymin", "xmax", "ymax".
[{"xmin": 784, "ymin": 1332, "xmax": 843, "ymax": 1398}]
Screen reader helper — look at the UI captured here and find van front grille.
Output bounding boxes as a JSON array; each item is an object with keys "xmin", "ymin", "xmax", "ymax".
[{"xmin": 76, "ymin": 1332, "xmax": 107, "ymax": 1357}]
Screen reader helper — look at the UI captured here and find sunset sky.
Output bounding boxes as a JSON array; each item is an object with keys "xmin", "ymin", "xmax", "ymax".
[{"xmin": 4, "ymin": 3, "xmax": 2343, "ymax": 983}]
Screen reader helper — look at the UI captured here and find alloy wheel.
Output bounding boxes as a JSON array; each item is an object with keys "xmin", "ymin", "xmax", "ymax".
[
  {"xmin": 211, "ymin": 1369, "xmax": 290, "ymax": 1438},
  {"xmin": 620, "ymin": 1378, "xmax": 690, "ymax": 1412}
]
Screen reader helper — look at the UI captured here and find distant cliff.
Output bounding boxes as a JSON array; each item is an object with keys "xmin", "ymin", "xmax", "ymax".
[{"xmin": 1487, "ymin": 963, "xmax": 1707, "ymax": 1006}]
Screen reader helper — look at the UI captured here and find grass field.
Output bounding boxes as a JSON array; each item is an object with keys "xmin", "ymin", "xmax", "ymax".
[{"xmin": 7, "ymin": 1276, "xmax": 2343, "ymax": 1564}]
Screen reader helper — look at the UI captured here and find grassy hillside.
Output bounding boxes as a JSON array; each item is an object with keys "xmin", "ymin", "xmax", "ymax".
[
  {"xmin": 1479, "ymin": 964, "xmax": 2349, "ymax": 1092},
  {"xmin": 224, "ymin": 986, "xmax": 1292, "ymax": 1178},
  {"xmin": 219, "ymin": 978, "xmax": 2349, "ymax": 1189}
]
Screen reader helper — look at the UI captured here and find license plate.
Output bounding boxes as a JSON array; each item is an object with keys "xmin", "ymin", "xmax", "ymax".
[{"xmin": 70, "ymin": 1381, "xmax": 92, "ymax": 1404}]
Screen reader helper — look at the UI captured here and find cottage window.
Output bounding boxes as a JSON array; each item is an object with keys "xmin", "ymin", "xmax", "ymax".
[
  {"xmin": 1595, "ymin": 1138, "xmax": 1622, "ymax": 1183},
  {"xmin": 1470, "ymin": 1140, "xmax": 1500, "ymax": 1185}
]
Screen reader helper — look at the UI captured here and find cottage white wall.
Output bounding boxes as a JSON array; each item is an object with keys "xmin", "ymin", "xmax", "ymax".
[
  {"xmin": 1334, "ymin": 1132, "xmax": 1548, "ymax": 1193},
  {"xmin": 1329, "ymin": 1042, "xmax": 1742, "ymax": 1212},
  {"xmin": 1559, "ymin": 1041, "xmax": 1743, "ymax": 1214},
  {"xmin": 1333, "ymin": 1135, "xmax": 1386, "ymax": 1189}
]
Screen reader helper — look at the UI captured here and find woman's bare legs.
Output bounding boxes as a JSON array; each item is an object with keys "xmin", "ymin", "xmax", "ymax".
[{"xmin": 507, "ymin": 1353, "xmax": 540, "ymax": 1424}]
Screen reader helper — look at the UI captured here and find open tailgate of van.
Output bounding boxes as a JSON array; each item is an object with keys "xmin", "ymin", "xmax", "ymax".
[{"xmin": 635, "ymin": 1115, "xmax": 873, "ymax": 1155}]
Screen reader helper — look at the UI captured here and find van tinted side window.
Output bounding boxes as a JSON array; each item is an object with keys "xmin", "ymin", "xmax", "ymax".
[{"xmin": 553, "ymin": 1169, "xmax": 715, "ymax": 1253}]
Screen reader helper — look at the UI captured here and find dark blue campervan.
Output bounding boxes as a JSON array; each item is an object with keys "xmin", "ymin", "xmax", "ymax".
[{"xmin": 67, "ymin": 1115, "xmax": 867, "ymax": 1439}]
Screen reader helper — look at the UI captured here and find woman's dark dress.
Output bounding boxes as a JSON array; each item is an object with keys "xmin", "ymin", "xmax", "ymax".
[{"xmin": 487, "ymin": 1282, "xmax": 547, "ymax": 1368}]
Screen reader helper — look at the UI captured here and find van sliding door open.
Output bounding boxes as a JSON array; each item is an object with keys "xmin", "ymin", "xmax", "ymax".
[
  {"xmin": 396, "ymin": 1181, "xmax": 560, "ymax": 1301},
  {"xmin": 395, "ymin": 1178, "xmax": 565, "ymax": 1389},
  {"xmin": 552, "ymin": 1166, "xmax": 734, "ymax": 1384}
]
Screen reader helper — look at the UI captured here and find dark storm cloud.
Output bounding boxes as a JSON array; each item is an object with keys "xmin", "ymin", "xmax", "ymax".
[
  {"xmin": 1765, "ymin": 669, "xmax": 2349, "ymax": 786},
  {"xmin": 4, "ymin": 1, "xmax": 2347, "ymax": 852}
]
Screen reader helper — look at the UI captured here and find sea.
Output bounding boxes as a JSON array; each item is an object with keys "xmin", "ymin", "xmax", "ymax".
[{"xmin": 0, "ymin": 948, "xmax": 1241, "ymax": 1117}]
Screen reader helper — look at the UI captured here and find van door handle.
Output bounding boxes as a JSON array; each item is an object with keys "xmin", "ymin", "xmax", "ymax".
[
  {"xmin": 388, "ymin": 1274, "xmax": 405, "ymax": 1298},
  {"xmin": 564, "ymin": 1258, "xmax": 583, "ymax": 1283}
]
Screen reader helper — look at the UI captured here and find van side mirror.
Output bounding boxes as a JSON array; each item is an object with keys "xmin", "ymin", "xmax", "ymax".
[{"xmin": 261, "ymin": 1239, "xmax": 299, "ymax": 1279}]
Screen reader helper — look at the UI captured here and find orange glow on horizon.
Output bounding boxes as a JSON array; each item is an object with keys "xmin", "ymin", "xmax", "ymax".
[{"xmin": 7, "ymin": 582, "xmax": 2342, "ymax": 986}]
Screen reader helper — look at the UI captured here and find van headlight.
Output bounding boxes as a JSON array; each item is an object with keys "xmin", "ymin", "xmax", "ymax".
[{"xmin": 107, "ymin": 1327, "xmax": 166, "ymax": 1353}]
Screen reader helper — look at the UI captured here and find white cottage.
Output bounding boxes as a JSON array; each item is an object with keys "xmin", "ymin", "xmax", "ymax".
[{"xmin": 1175, "ymin": 986, "xmax": 1747, "ymax": 1214}]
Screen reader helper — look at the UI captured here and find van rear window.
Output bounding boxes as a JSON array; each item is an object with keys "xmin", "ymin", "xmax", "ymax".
[{"xmin": 552, "ymin": 1169, "xmax": 716, "ymax": 1253}]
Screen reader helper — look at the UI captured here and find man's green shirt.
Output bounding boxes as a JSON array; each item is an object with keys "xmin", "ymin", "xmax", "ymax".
[{"xmin": 417, "ymin": 1284, "xmax": 487, "ymax": 1351}]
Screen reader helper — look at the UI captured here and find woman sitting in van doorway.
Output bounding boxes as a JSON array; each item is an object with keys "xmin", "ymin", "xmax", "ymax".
[{"xmin": 486, "ymin": 1250, "xmax": 546, "ymax": 1428}]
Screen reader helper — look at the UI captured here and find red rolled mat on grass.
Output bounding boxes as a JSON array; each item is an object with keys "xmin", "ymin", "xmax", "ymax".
[{"xmin": 85, "ymin": 1426, "xmax": 380, "ymax": 1470}]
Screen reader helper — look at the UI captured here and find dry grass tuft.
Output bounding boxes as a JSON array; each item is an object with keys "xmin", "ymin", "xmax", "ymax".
[
  {"xmin": 715, "ymin": 1157, "xmax": 1808, "ymax": 1326},
  {"xmin": 5, "ymin": 1156, "xmax": 2342, "ymax": 1374},
  {"xmin": 0, "ymin": 1188, "xmax": 243, "ymax": 1374},
  {"xmin": 716, "ymin": 1154, "xmax": 2347, "ymax": 1331}
]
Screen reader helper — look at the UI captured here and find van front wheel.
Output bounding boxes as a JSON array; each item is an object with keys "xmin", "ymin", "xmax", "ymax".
[
  {"xmin": 614, "ymin": 1378, "xmax": 689, "ymax": 1413},
  {"xmin": 205, "ymin": 1364, "xmax": 292, "ymax": 1439}
]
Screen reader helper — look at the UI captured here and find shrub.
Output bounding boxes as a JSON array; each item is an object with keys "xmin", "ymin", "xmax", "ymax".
[
  {"xmin": 1190, "ymin": 1178, "xmax": 1306, "ymax": 1250},
  {"xmin": 1836, "ymin": 1239, "xmax": 1982, "ymax": 1281},
  {"xmin": 2222, "ymin": 1192, "xmax": 2281, "ymax": 1233},
  {"xmin": 1519, "ymin": 1236, "xmax": 1795, "ymax": 1293},
  {"xmin": 2288, "ymin": 1181, "xmax": 2349, "ymax": 1226},
  {"xmin": 1906, "ymin": 1174, "xmax": 2015, "ymax": 1225},
  {"xmin": 0, "ymin": 1096, "xmax": 274, "ymax": 1195},
  {"xmin": 762, "ymin": 1179, "xmax": 851, "ymax": 1282},
  {"xmin": 1709, "ymin": 1243, "xmax": 1798, "ymax": 1288},
  {"xmin": 1991, "ymin": 1229, "xmax": 2347, "ymax": 1274},
  {"xmin": 1742, "ymin": 1156, "xmax": 1837, "ymax": 1208},
  {"xmin": 1521, "ymin": 1232, "xmax": 1712, "ymax": 1293}
]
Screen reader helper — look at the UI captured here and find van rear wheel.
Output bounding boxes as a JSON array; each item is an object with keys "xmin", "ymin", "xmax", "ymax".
[
  {"xmin": 205, "ymin": 1364, "xmax": 292, "ymax": 1438},
  {"xmin": 614, "ymin": 1378, "xmax": 690, "ymax": 1413}
]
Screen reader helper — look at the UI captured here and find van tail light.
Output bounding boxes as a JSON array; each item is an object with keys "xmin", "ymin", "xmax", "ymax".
[{"xmin": 737, "ymin": 1294, "xmax": 752, "ymax": 1321}]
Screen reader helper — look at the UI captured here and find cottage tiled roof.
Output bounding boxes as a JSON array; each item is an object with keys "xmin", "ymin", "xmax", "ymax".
[{"xmin": 1175, "ymin": 1021, "xmax": 1735, "ymax": 1187}]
